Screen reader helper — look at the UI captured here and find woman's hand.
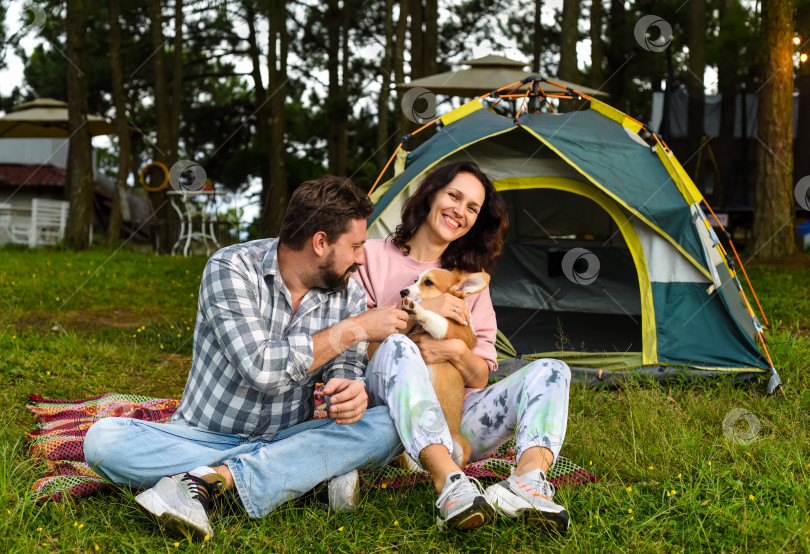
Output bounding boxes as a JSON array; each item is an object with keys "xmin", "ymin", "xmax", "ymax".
[
  {"xmin": 416, "ymin": 291, "xmax": 470, "ymax": 326},
  {"xmin": 411, "ymin": 334, "xmax": 464, "ymax": 365},
  {"xmin": 411, "ymin": 334, "xmax": 488, "ymax": 388}
]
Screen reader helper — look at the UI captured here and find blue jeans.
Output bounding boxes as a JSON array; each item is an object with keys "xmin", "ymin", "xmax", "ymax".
[{"xmin": 84, "ymin": 406, "xmax": 402, "ymax": 518}]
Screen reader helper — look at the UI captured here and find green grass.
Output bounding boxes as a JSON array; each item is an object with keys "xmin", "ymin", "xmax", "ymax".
[{"xmin": 1, "ymin": 247, "xmax": 809, "ymax": 552}]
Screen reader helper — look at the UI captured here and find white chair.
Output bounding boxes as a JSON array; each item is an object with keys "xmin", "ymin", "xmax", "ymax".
[
  {"xmin": 0, "ymin": 203, "xmax": 13, "ymax": 243},
  {"xmin": 11, "ymin": 198, "xmax": 69, "ymax": 248}
]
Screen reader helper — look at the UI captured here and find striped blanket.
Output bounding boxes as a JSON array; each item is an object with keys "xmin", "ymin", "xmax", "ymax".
[{"xmin": 26, "ymin": 389, "xmax": 597, "ymax": 501}]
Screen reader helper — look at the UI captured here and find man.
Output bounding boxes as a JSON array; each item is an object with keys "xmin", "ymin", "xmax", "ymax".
[{"xmin": 84, "ymin": 177, "xmax": 410, "ymax": 539}]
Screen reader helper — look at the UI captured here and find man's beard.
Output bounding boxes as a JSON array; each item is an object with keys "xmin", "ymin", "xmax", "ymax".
[{"xmin": 309, "ymin": 249, "xmax": 357, "ymax": 293}]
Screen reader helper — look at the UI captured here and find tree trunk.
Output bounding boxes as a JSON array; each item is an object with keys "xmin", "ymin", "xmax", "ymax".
[
  {"xmin": 605, "ymin": 0, "xmax": 628, "ymax": 112},
  {"xmin": 326, "ymin": 0, "xmax": 340, "ymax": 174},
  {"xmin": 686, "ymin": 0, "xmax": 706, "ymax": 179},
  {"xmin": 375, "ymin": 0, "xmax": 395, "ymax": 174},
  {"xmin": 715, "ymin": 0, "xmax": 737, "ymax": 207},
  {"xmin": 246, "ymin": 1, "xmax": 272, "ymax": 237},
  {"xmin": 261, "ymin": 0, "xmax": 289, "ymax": 236},
  {"xmin": 169, "ymin": 0, "xmax": 183, "ymax": 166},
  {"xmin": 532, "ymin": 0, "xmax": 542, "ymax": 73},
  {"xmin": 338, "ymin": 1, "xmax": 349, "ymax": 172},
  {"xmin": 558, "ymin": 0, "xmax": 581, "ymax": 112},
  {"xmin": 148, "ymin": 0, "xmax": 173, "ymax": 253},
  {"xmin": 326, "ymin": 0, "xmax": 348, "ymax": 175},
  {"xmin": 752, "ymin": 0, "xmax": 796, "ymax": 258},
  {"xmin": 106, "ymin": 0, "xmax": 131, "ymax": 246},
  {"xmin": 589, "ymin": 0, "xmax": 604, "ymax": 87},
  {"xmin": 410, "ymin": 0, "xmax": 424, "ymax": 79},
  {"xmin": 64, "ymin": 0, "xmax": 94, "ymax": 250},
  {"xmin": 423, "ymin": 0, "xmax": 438, "ymax": 76},
  {"xmin": 795, "ymin": 2, "xmax": 810, "ymax": 186},
  {"xmin": 393, "ymin": 0, "xmax": 410, "ymax": 138},
  {"xmin": 558, "ymin": 0, "xmax": 580, "ymax": 84}
]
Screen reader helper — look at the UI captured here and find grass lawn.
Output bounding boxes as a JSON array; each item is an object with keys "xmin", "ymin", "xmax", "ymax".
[{"xmin": 1, "ymin": 246, "xmax": 808, "ymax": 552}]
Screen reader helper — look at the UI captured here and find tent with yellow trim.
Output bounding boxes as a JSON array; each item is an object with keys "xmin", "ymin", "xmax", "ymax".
[{"xmin": 367, "ymin": 89, "xmax": 781, "ymax": 392}]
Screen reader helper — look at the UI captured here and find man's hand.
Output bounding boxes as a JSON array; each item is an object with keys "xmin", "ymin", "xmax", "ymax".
[
  {"xmin": 322, "ymin": 378, "xmax": 368, "ymax": 424},
  {"xmin": 417, "ymin": 293, "xmax": 470, "ymax": 326},
  {"xmin": 351, "ymin": 305, "xmax": 409, "ymax": 342}
]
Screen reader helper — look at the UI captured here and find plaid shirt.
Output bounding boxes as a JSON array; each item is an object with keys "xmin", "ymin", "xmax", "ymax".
[{"xmin": 172, "ymin": 238, "xmax": 368, "ymax": 439}]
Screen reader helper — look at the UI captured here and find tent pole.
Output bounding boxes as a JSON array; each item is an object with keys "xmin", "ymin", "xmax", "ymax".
[
  {"xmin": 368, "ymin": 144, "xmax": 403, "ymax": 197},
  {"xmin": 701, "ymin": 198, "xmax": 770, "ymax": 327}
]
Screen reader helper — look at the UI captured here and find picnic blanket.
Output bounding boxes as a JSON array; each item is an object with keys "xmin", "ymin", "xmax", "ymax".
[{"xmin": 27, "ymin": 389, "xmax": 597, "ymax": 501}]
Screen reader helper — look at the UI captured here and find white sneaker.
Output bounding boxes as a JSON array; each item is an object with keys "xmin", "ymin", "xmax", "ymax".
[
  {"xmin": 328, "ymin": 469, "xmax": 360, "ymax": 513},
  {"xmin": 435, "ymin": 471, "xmax": 494, "ymax": 531},
  {"xmin": 135, "ymin": 467, "xmax": 222, "ymax": 539},
  {"xmin": 484, "ymin": 468, "xmax": 570, "ymax": 534}
]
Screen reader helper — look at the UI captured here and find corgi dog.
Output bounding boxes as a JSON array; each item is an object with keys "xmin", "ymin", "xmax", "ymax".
[{"xmin": 399, "ymin": 268, "xmax": 491, "ymax": 468}]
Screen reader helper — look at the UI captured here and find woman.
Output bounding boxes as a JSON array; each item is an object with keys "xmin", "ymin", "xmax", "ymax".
[{"xmin": 355, "ymin": 161, "xmax": 572, "ymax": 533}]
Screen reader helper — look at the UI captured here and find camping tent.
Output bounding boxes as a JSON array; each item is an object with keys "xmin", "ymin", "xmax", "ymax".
[{"xmin": 367, "ymin": 80, "xmax": 782, "ymax": 393}]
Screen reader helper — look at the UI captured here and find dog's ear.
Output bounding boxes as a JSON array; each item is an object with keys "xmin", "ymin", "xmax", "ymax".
[{"xmin": 455, "ymin": 272, "xmax": 490, "ymax": 297}]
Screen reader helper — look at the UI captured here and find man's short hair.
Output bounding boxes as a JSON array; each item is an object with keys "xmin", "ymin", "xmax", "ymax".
[{"xmin": 278, "ymin": 176, "xmax": 374, "ymax": 250}]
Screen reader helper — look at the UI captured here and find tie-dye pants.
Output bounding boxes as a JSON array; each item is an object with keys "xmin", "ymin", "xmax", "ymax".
[{"xmin": 365, "ymin": 334, "xmax": 571, "ymax": 466}]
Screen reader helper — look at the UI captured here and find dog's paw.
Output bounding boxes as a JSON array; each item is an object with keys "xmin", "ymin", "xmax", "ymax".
[{"xmin": 401, "ymin": 296, "xmax": 416, "ymax": 313}]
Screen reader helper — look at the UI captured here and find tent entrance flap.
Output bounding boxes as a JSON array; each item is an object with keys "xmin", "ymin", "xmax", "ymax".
[{"xmin": 489, "ymin": 185, "xmax": 654, "ymax": 363}]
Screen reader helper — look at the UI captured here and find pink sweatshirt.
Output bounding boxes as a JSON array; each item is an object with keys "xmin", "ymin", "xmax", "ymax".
[{"xmin": 353, "ymin": 238, "xmax": 498, "ymax": 373}]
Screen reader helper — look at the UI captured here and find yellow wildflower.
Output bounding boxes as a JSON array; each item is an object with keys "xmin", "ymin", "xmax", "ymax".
[
  {"xmin": 749, "ymin": 494, "xmax": 755, "ymax": 501},
  {"xmin": 626, "ymin": 486, "xmax": 632, "ymax": 492}
]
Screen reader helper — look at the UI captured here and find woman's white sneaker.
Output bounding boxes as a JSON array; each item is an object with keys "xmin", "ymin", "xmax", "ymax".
[
  {"xmin": 435, "ymin": 471, "xmax": 494, "ymax": 531},
  {"xmin": 484, "ymin": 468, "xmax": 570, "ymax": 535}
]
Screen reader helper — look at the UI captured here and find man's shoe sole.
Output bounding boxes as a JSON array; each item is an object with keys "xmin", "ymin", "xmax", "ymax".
[{"xmin": 135, "ymin": 487, "xmax": 213, "ymax": 539}]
